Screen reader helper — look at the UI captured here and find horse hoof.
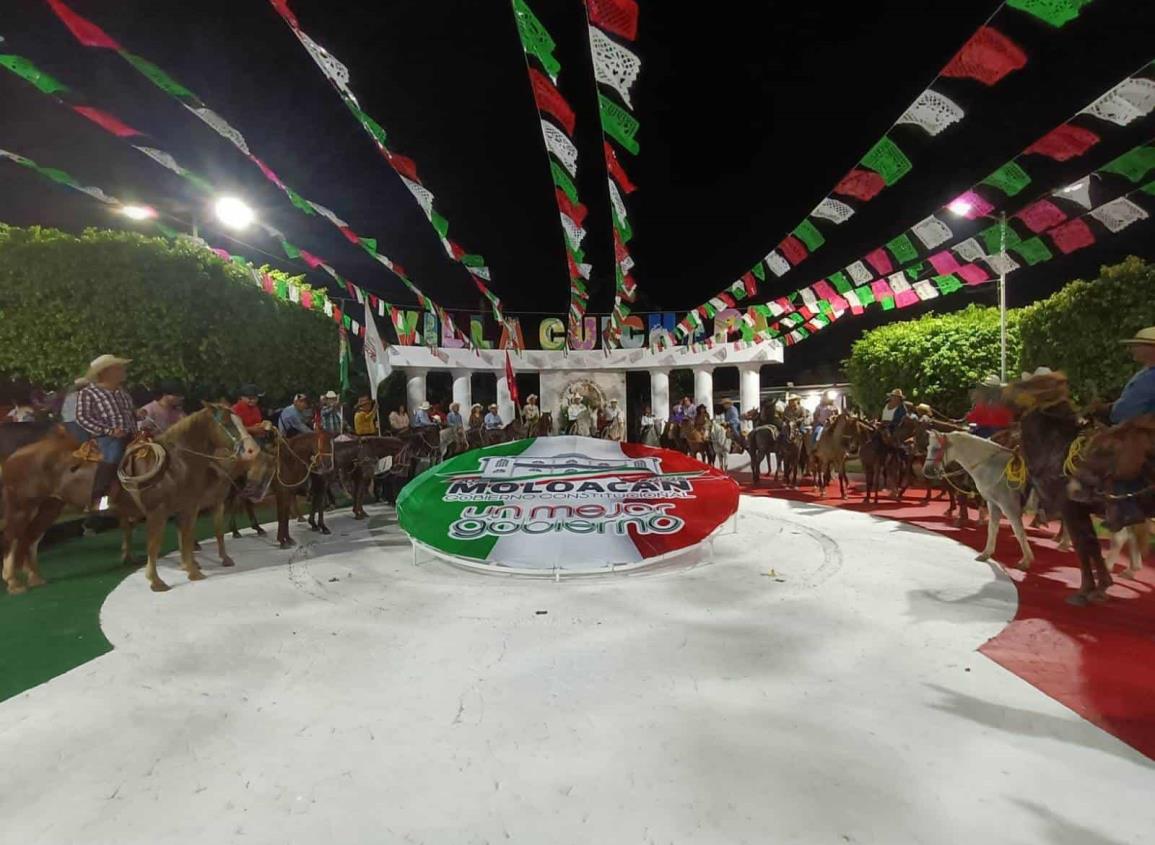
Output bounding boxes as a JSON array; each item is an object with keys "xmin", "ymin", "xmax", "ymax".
[
  {"xmin": 975, "ymin": 553, "xmax": 991, "ymax": 562},
  {"xmin": 25, "ymin": 575, "xmax": 47, "ymax": 588},
  {"xmin": 187, "ymin": 570, "xmax": 206, "ymax": 581},
  {"xmin": 231, "ymin": 531, "xmax": 243, "ymax": 540},
  {"xmin": 221, "ymin": 557, "xmax": 236, "ymax": 568},
  {"xmin": 321, "ymin": 527, "xmax": 332, "ymax": 536},
  {"xmin": 353, "ymin": 513, "xmax": 366, "ymax": 521},
  {"xmin": 150, "ymin": 581, "xmax": 171, "ymax": 593},
  {"xmin": 1065, "ymin": 592, "xmax": 1091, "ymax": 607},
  {"xmin": 6, "ymin": 583, "xmax": 28, "ymax": 596},
  {"xmin": 279, "ymin": 539, "xmax": 296, "ymax": 550},
  {"xmin": 255, "ymin": 527, "xmax": 267, "ymax": 536},
  {"xmin": 1089, "ymin": 589, "xmax": 1110, "ymax": 604},
  {"xmin": 193, "ymin": 541, "xmax": 203, "ymax": 552},
  {"xmin": 1015, "ymin": 559, "xmax": 1032, "ymax": 572}
]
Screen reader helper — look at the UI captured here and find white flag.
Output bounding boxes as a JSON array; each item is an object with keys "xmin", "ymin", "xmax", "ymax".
[{"xmin": 363, "ymin": 311, "xmax": 392, "ymax": 399}]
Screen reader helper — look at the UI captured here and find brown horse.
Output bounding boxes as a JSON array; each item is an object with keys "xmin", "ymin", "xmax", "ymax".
[
  {"xmin": 776, "ymin": 419, "xmax": 808, "ymax": 487},
  {"xmin": 308, "ymin": 435, "xmax": 405, "ymax": 531},
  {"xmin": 812, "ymin": 414, "xmax": 869, "ymax": 499},
  {"xmin": 3, "ymin": 404, "xmax": 261, "ymax": 594},
  {"xmin": 1005, "ymin": 372, "xmax": 1116, "ymax": 605},
  {"xmin": 678, "ymin": 413, "xmax": 712, "ymax": 465}
]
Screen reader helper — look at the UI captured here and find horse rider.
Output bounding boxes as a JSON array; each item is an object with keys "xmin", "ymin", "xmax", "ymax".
[
  {"xmin": 693, "ymin": 403, "xmax": 711, "ymax": 432},
  {"xmin": 913, "ymin": 403, "xmax": 934, "ymax": 425},
  {"xmin": 639, "ymin": 405, "xmax": 656, "ymax": 442},
  {"xmin": 523, "ymin": 394, "xmax": 541, "ymax": 425},
  {"xmin": 140, "ymin": 380, "xmax": 186, "ymax": 435},
  {"xmin": 446, "ymin": 402, "xmax": 464, "ymax": 431},
  {"xmin": 880, "ymin": 389, "xmax": 908, "ymax": 431},
  {"xmin": 232, "ymin": 384, "xmax": 273, "ymax": 439},
  {"xmin": 413, "ymin": 401, "xmax": 436, "ymax": 428},
  {"xmin": 278, "ymin": 393, "xmax": 314, "ymax": 437},
  {"xmin": 720, "ymin": 398, "xmax": 744, "ymax": 449},
  {"xmin": 319, "ymin": 391, "xmax": 345, "ymax": 435},
  {"xmin": 1111, "ymin": 326, "xmax": 1155, "ymax": 423},
  {"xmin": 353, "ymin": 396, "xmax": 378, "ymax": 436},
  {"xmin": 75, "ymin": 354, "xmax": 138, "ymax": 511},
  {"xmin": 782, "ymin": 394, "xmax": 806, "ymax": 427},
  {"xmin": 388, "ymin": 404, "xmax": 410, "ymax": 434},
  {"xmin": 604, "ymin": 398, "xmax": 624, "ymax": 439},
  {"xmin": 965, "ymin": 375, "xmax": 1012, "ymax": 439},
  {"xmin": 484, "ymin": 404, "xmax": 504, "ymax": 430},
  {"xmin": 468, "ymin": 403, "xmax": 484, "ymax": 429},
  {"xmin": 810, "ymin": 394, "xmax": 836, "ymax": 448}
]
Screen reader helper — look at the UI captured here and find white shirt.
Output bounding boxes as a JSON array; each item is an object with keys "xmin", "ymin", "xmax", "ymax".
[
  {"xmin": 881, "ymin": 405, "xmax": 897, "ymax": 422},
  {"xmin": 640, "ymin": 414, "xmax": 655, "ymax": 427}
]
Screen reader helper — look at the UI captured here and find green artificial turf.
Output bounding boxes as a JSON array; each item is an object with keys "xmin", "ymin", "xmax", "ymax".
[{"xmin": 0, "ymin": 506, "xmax": 276, "ymax": 703}]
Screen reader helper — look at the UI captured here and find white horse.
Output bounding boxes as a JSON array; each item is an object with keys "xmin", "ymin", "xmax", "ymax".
[
  {"xmin": 602, "ymin": 413, "xmax": 624, "ymax": 442},
  {"xmin": 640, "ymin": 423, "xmax": 661, "ymax": 447},
  {"xmin": 709, "ymin": 422, "xmax": 730, "ymax": 471},
  {"xmin": 439, "ymin": 427, "xmax": 467, "ymax": 461},
  {"xmin": 924, "ymin": 431, "xmax": 1035, "ymax": 570},
  {"xmin": 569, "ymin": 405, "xmax": 594, "ymax": 438}
]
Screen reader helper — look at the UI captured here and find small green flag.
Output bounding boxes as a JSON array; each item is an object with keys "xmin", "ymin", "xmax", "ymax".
[
  {"xmin": 1015, "ymin": 236, "xmax": 1054, "ymax": 266},
  {"xmin": 348, "ymin": 104, "xmax": 388, "ymax": 146},
  {"xmin": 0, "ymin": 54, "xmax": 69, "ymax": 95},
  {"xmin": 462, "ymin": 253, "xmax": 487, "ymax": 268},
  {"xmin": 853, "ymin": 285, "xmax": 875, "ymax": 305},
  {"xmin": 281, "ymin": 240, "xmax": 302, "ymax": 260},
  {"xmin": 829, "ymin": 271, "xmax": 852, "ymax": 294},
  {"xmin": 359, "ymin": 237, "xmax": 378, "ymax": 254},
  {"xmin": 430, "ymin": 210, "xmax": 450, "ymax": 238},
  {"xmin": 906, "ymin": 262, "xmax": 926, "ymax": 281},
  {"xmin": 1101, "ymin": 146, "xmax": 1155, "ymax": 184},
  {"xmin": 886, "ymin": 233, "xmax": 919, "ymax": 264},
  {"xmin": 751, "ymin": 262, "xmax": 766, "ymax": 282},
  {"xmin": 121, "ymin": 52, "xmax": 197, "ymax": 100},
  {"xmin": 599, "ymin": 93, "xmax": 640, "ymax": 155},
  {"xmin": 1007, "ymin": 0, "xmax": 1092, "ymax": 28},
  {"xmin": 980, "ymin": 221, "xmax": 1022, "ymax": 255},
  {"xmin": 932, "ymin": 274, "xmax": 963, "ymax": 294},
  {"xmin": 551, "ymin": 161, "xmax": 578, "ymax": 203},
  {"xmin": 285, "ymin": 187, "xmax": 315, "ymax": 215},
  {"xmin": 861, "ymin": 136, "xmax": 912, "ymax": 186},
  {"xmin": 793, "ymin": 219, "xmax": 825, "ymax": 251},
  {"xmin": 982, "ymin": 161, "xmax": 1031, "ymax": 196},
  {"xmin": 512, "ymin": 0, "xmax": 561, "ymax": 78}
]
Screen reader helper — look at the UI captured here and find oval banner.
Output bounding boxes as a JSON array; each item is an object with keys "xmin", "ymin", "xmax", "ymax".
[{"xmin": 396, "ymin": 436, "xmax": 739, "ymax": 573}]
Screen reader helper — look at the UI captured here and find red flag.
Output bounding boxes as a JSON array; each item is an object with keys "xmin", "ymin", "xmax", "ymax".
[
  {"xmin": 70, "ymin": 106, "xmax": 141, "ymax": 137},
  {"xmin": 45, "ymin": 0, "xmax": 123, "ymax": 50},
  {"xmin": 504, "ymin": 351, "xmax": 520, "ymax": 411}
]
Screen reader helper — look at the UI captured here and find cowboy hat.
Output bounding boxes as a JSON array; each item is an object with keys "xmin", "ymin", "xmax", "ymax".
[
  {"xmin": 322, "ymin": 390, "xmax": 339, "ymax": 400},
  {"xmin": 785, "ymin": 393, "xmax": 800, "ymax": 401},
  {"xmin": 419, "ymin": 401, "xmax": 431, "ymax": 410},
  {"xmin": 609, "ymin": 398, "xmax": 619, "ymax": 404},
  {"xmin": 526, "ymin": 394, "xmax": 538, "ymax": 401},
  {"xmin": 84, "ymin": 354, "xmax": 131, "ymax": 380},
  {"xmin": 915, "ymin": 403, "xmax": 931, "ymax": 415},
  {"xmin": 721, "ymin": 397, "xmax": 733, "ymax": 405},
  {"xmin": 488, "ymin": 403, "xmax": 498, "ymax": 410},
  {"xmin": 471, "ymin": 403, "xmax": 482, "ymax": 410},
  {"xmin": 237, "ymin": 383, "xmax": 263, "ymax": 398},
  {"xmin": 1120, "ymin": 326, "xmax": 1155, "ymax": 345},
  {"xmin": 887, "ymin": 388, "xmax": 905, "ymax": 399},
  {"xmin": 980, "ymin": 374, "xmax": 1002, "ymax": 388},
  {"xmin": 1019, "ymin": 366, "xmax": 1054, "ymax": 380}
]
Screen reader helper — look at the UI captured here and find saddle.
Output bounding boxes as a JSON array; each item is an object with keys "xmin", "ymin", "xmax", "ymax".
[{"xmin": 70, "ymin": 439, "xmax": 102, "ymax": 465}]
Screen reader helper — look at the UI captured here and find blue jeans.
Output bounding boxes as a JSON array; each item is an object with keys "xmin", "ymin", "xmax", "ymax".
[
  {"xmin": 65, "ymin": 422, "xmax": 89, "ymax": 442},
  {"xmin": 95, "ymin": 435, "xmax": 127, "ymax": 464}
]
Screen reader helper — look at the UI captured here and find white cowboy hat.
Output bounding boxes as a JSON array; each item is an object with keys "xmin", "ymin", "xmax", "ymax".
[
  {"xmin": 609, "ymin": 398, "xmax": 619, "ymax": 404},
  {"xmin": 526, "ymin": 394, "xmax": 538, "ymax": 401},
  {"xmin": 418, "ymin": 401, "xmax": 431, "ymax": 410},
  {"xmin": 1019, "ymin": 366, "xmax": 1054, "ymax": 380},
  {"xmin": 785, "ymin": 393, "xmax": 800, "ymax": 401},
  {"xmin": 84, "ymin": 354, "xmax": 131, "ymax": 380},
  {"xmin": 721, "ymin": 397, "xmax": 733, "ymax": 405},
  {"xmin": 489, "ymin": 404, "xmax": 498, "ymax": 410},
  {"xmin": 1120, "ymin": 326, "xmax": 1155, "ymax": 345},
  {"xmin": 471, "ymin": 403, "xmax": 482, "ymax": 409},
  {"xmin": 980, "ymin": 375, "xmax": 1002, "ymax": 387},
  {"xmin": 322, "ymin": 390, "xmax": 339, "ymax": 400}
]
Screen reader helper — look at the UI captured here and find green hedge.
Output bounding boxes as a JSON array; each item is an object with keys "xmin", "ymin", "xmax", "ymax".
[
  {"xmin": 1018, "ymin": 256, "xmax": 1155, "ymax": 403},
  {"xmin": 845, "ymin": 304, "xmax": 1021, "ymax": 418},
  {"xmin": 0, "ymin": 225, "xmax": 337, "ymax": 404}
]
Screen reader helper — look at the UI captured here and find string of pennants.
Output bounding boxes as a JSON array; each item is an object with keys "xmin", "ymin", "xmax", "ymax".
[
  {"xmin": 721, "ymin": 141, "xmax": 1155, "ymax": 352},
  {"xmin": 0, "ymin": 51, "xmax": 475, "ymax": 353},
  {"xmin": 261, "ymin": 0, "xmax": 517, "ymax": 337},
  {"xmin": 583, "ymin": 0, "xmax": 643, "ymax": 347},
  {"xmin": 36, "ymin": 0, "xmax": 473, "ymax": 348},
  {"xmin": 676, "ymin": 0, "xmax": 1103, "ymax": 341},
  {"xmin": 510, "ymin": 0, "xmax": 593, "ymax": 333},
  {"xmin": 728, "ymin": 61, "xmax": 1155, "ymax": 347}
]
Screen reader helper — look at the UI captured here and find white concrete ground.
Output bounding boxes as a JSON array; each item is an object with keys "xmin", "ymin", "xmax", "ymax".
[{"xmin": 1, "ymin": 497, "xmax": 1152, "ymax": 845}]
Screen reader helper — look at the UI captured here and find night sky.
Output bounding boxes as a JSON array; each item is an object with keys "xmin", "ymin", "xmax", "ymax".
[{"xmin": 2, "ymin": 0, "xmax": 1153, "ymax": 380}]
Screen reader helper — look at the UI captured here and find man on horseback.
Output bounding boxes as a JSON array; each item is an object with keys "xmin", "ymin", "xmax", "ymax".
[
  {"xmin": 603, "ymin": 398, "xmax": 624, "ymax": 441},
  {"xmin": 74, "ymin": 354, "xmax": 137, "ymax": 511},
  {"xmin": 1112, "ymin": 326, "xmax": 1155, "ymax": 423},
  {"xmin": 413, "ymin": 401, "xmax": 436, "ymax": 429},
  {"xmin": 484, "ymin": 404, "xmax": 504, "ymax": 430},
  {"xmin": 720, "ymin": 398, "xmax": 744, "ymax": 450},
  {"xmin": 278, "ymin": 393, "xmax": 314, "ymax": 437},
  {"xmin": 232, "ymin": 384, "xmax": 272, "ymax": 438},
  {"xmin": 446, "ymin": 402, "xmax": 464, "ymax": 431},
  {"xmin": 140, "ymin": 381, "xmax": 186, "ymax": 435},
  {"xmin": 354, "ymin": 396, "xmax": 378, "ymax": 436},
  {"xmin": 965, "ymin": 375, "xmax": 1012, "ymax": 439},
  {"xmin": 523, "ymin": 394, "xmax": 541, "ymax": 426},
  {"xmin": 319, "ymin": 391, "xmax": 345, "ymax": 435},
  {"xmin": 811, "ymin": 394, "xmax": 836, "ymax": 449}
]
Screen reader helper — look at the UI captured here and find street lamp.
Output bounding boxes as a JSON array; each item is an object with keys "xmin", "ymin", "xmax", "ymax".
[
  {"xmin": 948, "ymin": 198, "xmax": 1009, "ymax": 383},
  {"xmin": 213, "ymin": 196, "xmax": 255, "ymax": 230}
]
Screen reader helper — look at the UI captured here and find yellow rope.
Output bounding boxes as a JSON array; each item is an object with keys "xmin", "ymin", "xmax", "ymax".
[
  {"xmin": 1002, "ymin": 450, "xmax": 1029, "ymax": 491},
  {"xmin": 1063, "ymin": 433, "xmax": 1089, "ymax": 477}
]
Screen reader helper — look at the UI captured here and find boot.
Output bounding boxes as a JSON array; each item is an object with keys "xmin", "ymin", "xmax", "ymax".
[{"xmin": 88, "ymin": 462, "xmax": 119, "ymax": 512}]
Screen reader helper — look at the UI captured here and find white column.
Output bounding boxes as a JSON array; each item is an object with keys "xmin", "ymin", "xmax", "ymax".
[
  {"xmin": 694, "ymin": 367, "xmax": 714, "ymax": 412},
  {"xmin": 405, "ymin": 368, "xmax": 427, "ymax": 414},
  {"xmin": 451, "ymin": 369, "xmax": 472, "ymax": 414},
  {"xmin": 650, "ymin": 368, "xmax": 670, "ymax": 424},
  {"xmin": 496, "ymin": 373, "xmax": 515, "ymax": 423},
  {"xmin": 739, "ymin": 364, "xmax": 762, "ymax": 416}
]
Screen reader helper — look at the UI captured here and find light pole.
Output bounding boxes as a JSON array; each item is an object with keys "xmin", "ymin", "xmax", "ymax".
[{"xmin": 948, "ymin": 198, "xmax": 1009, "ymax": 382}]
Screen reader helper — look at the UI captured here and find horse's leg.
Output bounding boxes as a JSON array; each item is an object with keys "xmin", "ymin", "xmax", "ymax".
[
  {"xmin": 275, "ymin": 487, "xmax": 295, "ymax": 549},
  {"xmin": 120, "ymin": 516, "xmax": 138, "ymax": 565},
  {"xmin": 143, "ymin": 512, "xmax": 170, "ymax": 592},
  {"xmin": 313, "ymin": 476, "xmax": 330, "ymax": 535},
  {"xmin": 1004, "ymin": 496, "xmax": 1035, "ymax": 571},
  {"xmin": 247, "ymin": 500, "xmax": 266, "ymax": 535},
  {"xmin": 177, "ymin": 511, "xmax": 206, "ymax": 581},
  {"xmin": 1055, "ymin": 521, "xmax": 1072, "ymax": 552},
  {"xmin": 22, "ymin": 499, "xmax": 63, "ymax": 589},
  {"xmin": 3, "ymin": 499, "xmax": 33, "ymax": 594},
  {"xmin": 226, "ymin": 487, "xmax": 243, "ymax": 539},
  {"xmin": 214, "ymin": 501, "xmax": 235, "ymax": 568},
  {"xmin": 1062, "ymin": 501, "xmax": 1108, "ymax": 605}
]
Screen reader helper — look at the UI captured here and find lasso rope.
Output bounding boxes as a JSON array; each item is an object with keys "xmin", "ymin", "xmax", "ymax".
[
  {"xmin": 1063, "ymin": 433, "xmax": 1090, "ymax": 477},
  {"xmin": 1002, "ymin": 450, "xmax": 1029, "ymax": 491}
]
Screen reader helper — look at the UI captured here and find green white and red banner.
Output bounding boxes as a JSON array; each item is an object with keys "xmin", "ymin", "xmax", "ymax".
[{"xmin": 396, "ymin": 437, "xmax": 739, "ymax": 571}]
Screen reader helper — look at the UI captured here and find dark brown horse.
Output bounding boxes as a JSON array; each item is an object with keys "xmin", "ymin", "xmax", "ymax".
[
  {"xmin": 3, "ymin": 404, "xmax": 262, "ymax": 593},
  {"xmin": 307, "ymin": 435, "xmax": 404, "ymax": 532},
  {"xmin": 745, "ymin": 407, "xmax": 779, "ymax": 485},
  {"xmin": 266, "ymin": 431, "xmax": 332, "ymax": 548}
]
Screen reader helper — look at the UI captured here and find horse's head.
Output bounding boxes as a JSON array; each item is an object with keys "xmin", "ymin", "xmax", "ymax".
[
  {"xmin": 922, "ymin": 430, "xmax": 951, "ymax": 479},
  {"xmin": 200, "ymin": 401, "xmax": 260, "ymax": 462}
]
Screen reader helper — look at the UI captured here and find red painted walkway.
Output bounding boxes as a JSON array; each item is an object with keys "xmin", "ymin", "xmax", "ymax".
[{"xmin": 741, "ymin": 477, "xmax": 1155, "ymax": 761}]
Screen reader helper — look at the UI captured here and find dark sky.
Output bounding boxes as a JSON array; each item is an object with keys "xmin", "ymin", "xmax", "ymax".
[{"xmin": 2, "ymin": 0, "xmax": 1153, "ymax": 379}]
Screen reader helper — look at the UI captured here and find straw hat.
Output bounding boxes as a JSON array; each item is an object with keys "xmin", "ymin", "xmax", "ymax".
[
  {"xmin": 526, "ymin": 394, "xmax": 538, "ymax": 402},
  {"xmin": 322, "ymin": 390, "xmax": 339, "ymax": 400},
  {"xmin": 980, "ymin": 374, "xmax": 1002, "ymax": 388},
  {"xmin": 785, "ymin": 393, "xmax": 800, "ymax": 401},
  {"xmin": 887, "ymin": 388, "xmax": 905, "ymax": 399},
  {"xmin": 1120, "ymin": 326, "xmax": 1155, "ymax": 345},
  {"xmin": 721, "ymin": 397, "xmax": 733, "ymax": 405},
  {"xmin": 84, "ymin": 354, "xmax": 131, "ymax": 381},
  {"xmin": 489, "ymin": 404, "xmax": 498, "ymax": 410},
  {"xmin": 419, "ymin": 401, "xmax": 431, "ymax": 410},
  {"xmin": 915, "ymin": 403, "xmax": 932, "ymax": 415},
  {"xmin": 471, "ymin": 403, "xmax": 482, "ymax": 411},
  {"xmin": 1019, "ymin": 366, "xmax": 1053, "ymax": 380}
]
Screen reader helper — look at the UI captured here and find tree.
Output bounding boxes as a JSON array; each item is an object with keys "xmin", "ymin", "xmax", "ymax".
[
  {"xmin": 1018, "ymin": 256, "xmax": 1155, "ymax": 403},
  {"xmin": 0, "ymin": 225, "xmax": 337, "ymax": 405},
  {"xmin": 845, "ymin": 305, "xmax": 1021, "ymax": 418}
]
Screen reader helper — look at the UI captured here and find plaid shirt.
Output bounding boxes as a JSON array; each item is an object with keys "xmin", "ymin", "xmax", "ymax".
[{"xmin": 76, "ymin": 384, "xmax": 138, "ymax": 436}]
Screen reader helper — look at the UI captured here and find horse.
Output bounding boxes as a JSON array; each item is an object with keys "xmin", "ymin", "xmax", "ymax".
[
  {"xmin": 744, "ymin": 408, "xmax": 779, "ymax": 485},
  {"xmin": 678, "ymin": 415, "xmax": 713, "ymax": 465},
  {"xmin": 530, "ymin": 411, "xmax": 554, "ymax": 437},
  {"xmin": 810, "ymin": 413, "xmax": 865, "ymax": 498},
  {"xmin": 307, "ymin": 435, "xmax": 404, "ymax": 531},
  {"xmin": 3, "ymin": 403, "xmax": 261, "ymax": 594},
  {"xmin": 265, "ymin": 431, "xmax": 333, "ymax": 549},
  {"xmin": 923, "ymin": 431, "xmax": 1035, "ymax": 570},
  {"xmin": 567, "ymin": 406, "xmax": 595, "ymax": 438},
  {"xmin": 776, "ymin": 419, "xmax": 808, "ymax": 487},
  {"xmin": 602, "ymin": 413, "xmax": 625, "ymax": 442},
  {"xmin": 908, "ymin": 419, "xmax": 983, "ymax": 526},
  {"xmin": 640, "ymin": 420, "xmax": 661, "ymax": 447},
  {"xmin": 1005, "ymin": 372, "xmax": 1114, "ymax": 605},
  {"xmin": 439, "ymin": 426, "xmax": 468, "ymax": 461},
  {"xmin": 708, "ymin": 421, "xmax": 730, "ymax": 471}
]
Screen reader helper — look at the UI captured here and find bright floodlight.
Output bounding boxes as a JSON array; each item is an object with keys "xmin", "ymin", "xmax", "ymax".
[
  {"xmin": 214, "ymin": 196, "xmax": 254, "ymax": 229},
  {"xmin": 119, "ymin": 204, "xmax": 156, "ymax": 221},
  {"xmin": 947, "ymin": 198, "xmax": 974, "ymax": 217},
  {"xmin": 825, "ymin": 389, "xmax": 838, "ymax": 401}
]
